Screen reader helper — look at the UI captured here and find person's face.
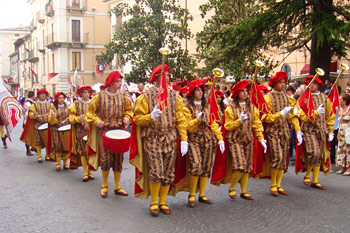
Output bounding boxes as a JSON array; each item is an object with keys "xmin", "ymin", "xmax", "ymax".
[
  {"xmin": 274, "ymin": 79, "xmax": 286, "ymax": 92},
  {"xmin": 156, "ymin": 72, "xmax": 170, "ymax": 86},
  {"xmin": 310, "ymin": 82, "xmax": 319, "ymax": 93},
  {"xmin": 216, "ymin": 94, "xmax": 222, "ymax": 104},
  {"xmin": 339, "ymin": 96, "xmax": 345, "ymax": 106},
  {"xmin": 92, "ymin": 90, "xmax": 97, "ymax": 96},
  {"xmin": 38, "ymin": 93, "xmax": 47, "ymax": 101},
  {"xmin": 138, "ymin": 83, "xmax": 144, "ymax": 92},
  {"xmin": 57, "ymin": 94, "xmax": 65, "ymax": 104},
  {"xmin": 181, "ymin": 92, "xmax": 187, "ymax": 98},
  {"xmin": 238, "ymin": 88, "xmax": 249, "ymax": 101},
  {"xmin": 111, "ymin": 78, "xmax": 122, "ymax": 90},
  {"xmin": 194, "ymin": 87, "xmax": 203, "ymax": 100},
  {"xmin": 81, "ymin": 90, "xmax": 90, "ymax": 100}
]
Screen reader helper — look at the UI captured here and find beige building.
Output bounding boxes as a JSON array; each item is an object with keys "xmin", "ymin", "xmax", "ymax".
[
  {"xmin": 0, "ymin": 26, "xmax": 30, "ymax": 93},
  {"xmin": 18, "ymin": 0, "xmax": 112, "ymax": 96}
]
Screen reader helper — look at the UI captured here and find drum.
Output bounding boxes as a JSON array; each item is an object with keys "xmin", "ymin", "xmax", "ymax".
[
  {"xmin": 58, "ymin": 124, "xmax": 71, "ymax": 151},
  {"xmin": 102, "ymin": 129, "xmax": 131, "ymax": 153},
  {"xmin": 38, "ymin": 123, "xmax": 48, "ymax": 147}
]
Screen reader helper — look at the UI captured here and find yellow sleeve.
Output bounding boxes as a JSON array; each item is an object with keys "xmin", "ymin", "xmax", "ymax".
[
  {"xmin": 252, "ymin": 107, "xmax": 264, "ymax": 140},
  {"xmin": 210, "ymin": 120, "xmax": 223, "ymax": 141},
  {"xmin": 68, "ymin": 103, "xmax": 81, "ymax": 124},
  {"xmin": 261, "ymin": 94, "xmax": 282, "ymax": 123},
  {"xmin": 224, "ymin": 105, "xmax": 242, "ymax": 131},
  {"xmin": 28, "ymin": 104, "xmax": 37, "ymax": 119},
  {"xmin": 183, "ymin": 106, "xmax": 200, "ymax": 133},
  {"xmin": 86, "ymin": 94, "xmax": 101, "ymax": 126},
  {"xmin": 48, "ymin": 106, "xmax": 57, "ymax": 125},
  {"xmin": 286, "ymin": 96, "xmax": 301, "ymax": 132},
  {"xmin": 123, "ymin": 97, "xmax": 133, "ymax": 121},
  {"xmin": 133, "ymin": 94, "xmax": 153, "ymax": 126},
  {"xmin": 175, "ymin": 95, "xmax": 188, "ymax": 141},
  {"xmin": 326, "ymin": 99, "xmax": 336, "ymax": 133}
]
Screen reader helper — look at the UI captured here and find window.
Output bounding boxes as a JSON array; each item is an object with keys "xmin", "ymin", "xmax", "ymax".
[
  {"xmin": 52, "ymin": 53, "xmax": 55, "ymax": 73},
  {"xmin": 52, "ymin": 84, "xmax": 56, "ymax": 95},
  {"xmin": 72, "ymin": 52, "xmax": 81, "ymax": 71},
  {"xmin": 43, "ymin": 56, "xmax": 46, "ymax": 75},
  {"xmin": 72, "ymin": 20, "xmax": 81, "ymax": 42},
  {"xmin": 72, "ymin": 0, "xmax": 80, "ymax": 8},
  {"xmin": 42, "ymin": 29, "xmax": 45, "ymax": 47},
  {"xmin": 36, "ymin": 64, "xmax": 39, "ymax": 83}
]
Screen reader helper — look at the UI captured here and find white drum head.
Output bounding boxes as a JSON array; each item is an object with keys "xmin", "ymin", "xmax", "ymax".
[
  {"xmin": 105, "ymin": 129, "xmax": 131, "ymax": 139},
  {"xmin": 58, "ymin": 124, "xmax": 71, "ymax": 131},
  {"xmin": 38, "ymin": 123, "xmax": 48, "ymax": 130},
  {"xmin": 83, "ymin": 135, "xmax": 87, "ymax": 141}
]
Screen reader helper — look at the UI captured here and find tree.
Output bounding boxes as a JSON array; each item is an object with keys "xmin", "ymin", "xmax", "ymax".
[
  {"xmin": 196, "ymin": 0, "xmax": 350, "ymax": 82},
  {"xmin": 97, "ymin": 0, "xmax": 196, "ymax": 83}
]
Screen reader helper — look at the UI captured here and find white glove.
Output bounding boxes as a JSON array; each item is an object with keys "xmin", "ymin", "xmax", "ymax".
[
  {"xmin": 150, "ymin": 105, "xmax": 162, "ymax": 121},
  {"xmin": 259, "ymin": 139, "xmax": 267, "ymax": 153},
  {"xmin": 293, "ymin": 105, "xmax": 298, "ymax": 114},
  {"xmin": 239, "ymin": 112, "xmax": 248, "ymax": 123},
  {"xmin": 328, "ymin": 133, "xmax": 334, "ymax": 142},
  {"xmin": 181, "ymin": 141, "xmax": 188, "ymax": 156},
  {"xmin": 197, "ymin": 112, "xmax": 203, "ymax": 121},
  {"xmin": 296, "ymin": 131, "xmax": 303, "ymax": 146},
  {"xmin": 280, "ymin": 106, "xmax": 293, "ymax": 118},
  {"xmin": 218, "ymin": 140, "xmax": 225, "ymax": 154},
  {"xmin": 317, "ymin": 104, "xmax": 325, "ymax": 115}
]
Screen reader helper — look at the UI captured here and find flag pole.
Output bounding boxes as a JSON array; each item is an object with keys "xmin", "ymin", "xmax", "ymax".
[{"xmin": 158, "ymin": 47, "xmax": 171, "ymax": 112}]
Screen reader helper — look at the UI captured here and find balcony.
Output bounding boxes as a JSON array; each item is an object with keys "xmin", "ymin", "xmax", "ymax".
[
  {"xmin": 67, "ymin": 0, "xmax": 87, "ymax": 13},
  {"xmin": 45, "ymin": 2, "xmax": 54, "ymax": 17},
  {"xmin": 46, "ymin": 33, "xmax": 89, "ymax": 50},
  {"xmin": 28, "ymin": 50, "xmax": 39, "ymax": 63}
]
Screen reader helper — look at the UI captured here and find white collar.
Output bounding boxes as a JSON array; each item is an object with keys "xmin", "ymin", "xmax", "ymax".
[
  {"xmin": 272, "ymin": 89, "xmax": 283, "ymax": 93},
  {"xmin": 38, "ymin": 99, "xmax": 47, "ymax": 104},
  {"xmin": 311, "ymin": 91, "xmax": 320, "ymax": 96},
  {"xmin": 194, "ymin": 100, "xmax": 201, "ymax": 105},
  {"xmin": 58, "ymin": 104, "xmax": 65, "ymax": 108},
  {"xmin": 239, "ymin": 102, "xmax": 246, "ymax": 106},
  {"xmin": 80, "ymin": 98, "xmax": 90, "ymax": 104},
  {"xmin": 106, "ymin": 88, "xmax": 119, "ymax": 96}
]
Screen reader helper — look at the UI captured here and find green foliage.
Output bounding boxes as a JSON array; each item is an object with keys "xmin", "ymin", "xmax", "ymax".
[
  {"xmin": 96, "ymin": 0, "xmax": 196, "ymax": 83},
  {"xmin": 196, "ymin": 0, "xmax": 350, "ymax": 80}
]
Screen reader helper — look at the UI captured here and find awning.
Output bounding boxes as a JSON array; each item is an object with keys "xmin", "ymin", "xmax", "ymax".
[{"xmin": 300, "ymin": 61, "xmax": 337, "ymax": 74}]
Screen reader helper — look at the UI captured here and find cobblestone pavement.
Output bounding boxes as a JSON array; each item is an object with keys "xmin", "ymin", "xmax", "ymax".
[{"xmin": 1, "ymin": 124, "xmax": 350, "ymax": 233}]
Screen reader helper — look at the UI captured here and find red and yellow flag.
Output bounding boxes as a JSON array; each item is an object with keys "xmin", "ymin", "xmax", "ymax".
[
  {"xmin": 298, "ymin": 88, "xmax": 314, "ymax": 121},
  {"xmin": 328, "ymin": 86, "xmax": 339, "ymax": 116},
  {"xmin": 157, "ymin": 72, "xmax": 168, "ymax": 110},
  {"xmin": 250, "ymin": 81, "xmax": 269, "ymax": 114}
]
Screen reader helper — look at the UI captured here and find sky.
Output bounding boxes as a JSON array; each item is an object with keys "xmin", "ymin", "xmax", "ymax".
[{"xmin": 0, "ymin": 0, "xmax": 32, "ymax": 29}]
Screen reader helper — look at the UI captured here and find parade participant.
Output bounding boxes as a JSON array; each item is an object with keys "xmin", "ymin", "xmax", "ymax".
[
  {"xmin": 25, "ymin": 89, "xmax": 52, "ymax": 163},
  {"xmin": 183, "ymin": 79, "xmax": 224, "ymax": 207},
  {"xmin": 179, "ymin": 87, "xmax": 188, "ymax": 101},
  {"xmin": 297, "ymin": 75, "xmax": 335, "ymax": 189},
  {"xmin": 23, "ymin": 91, "xmax": 35, "ymax": 155},
  {"xmin": 68, "ymin": 86, "xmax": 94, "ymax": 181},
  {"xmin": 132, "ymin": 64, "xmax": 188, "ymax": 216},
  {"xmin": 262, "ymin": 71, "xmax": 302, "ymax": 196},
  {"xmin": 135, "ymin": 83, "xmax": 144, "ymax": 98},
  {"xmin": 0, "ymin": 117, "xmax": 7, "ymax": 149},
  {"xmin": 48, "ymin": 92, "xmax": 70, "ymax": 171},
  {"xmin": 215, "ymin": 90, "xmax": 225, "ymax": 125},
  {"xmin": 86, "ymin": 71, "xmax": 133, "ymax": 198},
  {"xmin": 212, "ymin": 80, "xmax": 266, "ymax": 200}
]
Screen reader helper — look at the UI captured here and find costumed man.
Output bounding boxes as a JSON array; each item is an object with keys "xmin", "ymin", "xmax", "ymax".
[
  {"xmin": 48, "ymin": 92, "xmax": 70, "ymax": 171},
  {"xmin": 211, "ymin": 80, "xmax": 266, "ymax": 200},
  {"xmin": 69, "ymin": 86, "xmax": 94, "ymax": 181},
  {"xmin": 86, "ymin": 71, "xmax": 133, "ymax": 198},
  {"xmin": 297, "ymin": 75, "xmax": 335, "ymax": 190},
  {"xmin": 179, "ymin": 87, "xmax": 188, "ymax": 101},
  {"xmin": 261, "ymin": 71, "xmax": 303, "ymax": 196},
  {"xmin": 132, "ymin": 64, "xmax": 188, "ymax": 216},
  {"xmin": 183, "ymin": 80, "xmax": 224, "ymax": 207},
  {"xmin": 23, "ymin": 89, "xmax": 52, "ymax": 163},
  {"xmin": 0, "ymin": 116, "xmax": 7, "ymax": 149},
  {"xmin": 23, "ymin": 91, "xmax": 35, "ymax": 155}
]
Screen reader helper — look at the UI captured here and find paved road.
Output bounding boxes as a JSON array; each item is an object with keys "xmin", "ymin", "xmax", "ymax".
[{"xmin": 1, "ymin": 123, "xmax": 350, "ymax": 233}]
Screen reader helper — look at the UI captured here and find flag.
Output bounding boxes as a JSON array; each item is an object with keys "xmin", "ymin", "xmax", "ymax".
[
  {"xmin": 96, "ymin": 62, "xmax": 107, "ymax": 76},
  {"xmin": 328, "ymin": 85, "xmax": 339, "ymax": 116},
  {"xmin": 48, "ymin": 73, "xmax": 58, "ymax": 80},
  {"xmin": 208, "ymin": 86, "xmax": 220, "ymax": 125},
  {"xmin": 31, "ymin": 68, "xmax": 37, "ymax": 78},
  {"xmin": 157, "ymin": 72, "xmax": 168, "ymax": 110},
  {"xmin": 250, "ymin": 81, "xmax": 269, "ymax": 114},
  {"xmin": 0, "ymin": 82, "xmax": 23, "ymax": 140},
  {"xmin": 298, "ymin": 88, "xmax": 314, "ymax": 121}
]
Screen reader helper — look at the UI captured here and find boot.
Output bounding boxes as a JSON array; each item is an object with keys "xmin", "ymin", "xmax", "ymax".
[
  {"xmin": 2, "ymin": 136, "xmax": 7, "ymax": 149},
  {"xmin": 26, "ymin": 144, "xmax": 33, "ymax": 156}
]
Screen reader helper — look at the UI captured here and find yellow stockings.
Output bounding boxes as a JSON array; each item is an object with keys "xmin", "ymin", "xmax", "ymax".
[{"xmin": 149, "ymin": 182, "xmax": 161, "ymax": 209}]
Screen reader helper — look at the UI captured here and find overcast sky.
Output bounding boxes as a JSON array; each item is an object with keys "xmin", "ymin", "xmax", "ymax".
[{"xmin": 0, "ymin": 0, "xmax": 32, "ymax": 29}]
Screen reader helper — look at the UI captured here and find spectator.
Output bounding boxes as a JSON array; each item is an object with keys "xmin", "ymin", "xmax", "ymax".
[
  {"xmin": 330, "ymin": 106, "xmax": 339, "ymax": 168},
  {"xmin": 286, "ymin": 85, "xmax": 296, "ymax": 97},
  {"xmin": 336, "ymin": 94, "xmax": 350, "ymax": 175}
]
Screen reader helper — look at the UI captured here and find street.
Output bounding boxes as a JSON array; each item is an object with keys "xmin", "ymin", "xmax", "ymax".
[{"xmin": 1, "ymin": 123, "xmax": 350, "ymax": 233}]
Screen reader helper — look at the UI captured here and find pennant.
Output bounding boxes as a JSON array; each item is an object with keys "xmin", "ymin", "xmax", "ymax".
[
  {"xmin": 31, "ymin": 68, "xmax": 37, "ymax": 78},
  {"xmin": 208, "ymin": 86, "xmax": 220, "ymax": 125},
  {"xmin": 157, "ymin": 72, "xmax": 168, "ymax": 110},
  {"xmin": 328, "ymin": 85, "xmax": 339, "ymax": 116},
  {"xmin": 48, "ymin": 73, "xmax": 58, "ymax": 80},
  {"xmin": 250, "ymin": 81, "xmax": 269, "ymax": 114},
  {"xmin": 96, "ymin": 62, "xmax": 107, "ymax": 76},
  {"xmin": 298, "ymin": 88, "xmax": 314, "ymax": 121},
  {"xmin": 0, "ymin": 82, "xmax": 23, "ymax": 140}
]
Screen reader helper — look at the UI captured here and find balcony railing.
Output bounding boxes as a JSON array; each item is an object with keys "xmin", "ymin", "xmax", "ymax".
[
  {"xmin": 67, "ymin": 0, "xmax": 87, "ymax": 13},
  {"xmin": 28, "ymin": 50, "xmax": 39, "ymax": 63},
  {"xmin": 46, "ymin": 33, "xmax": 89, "ymax": 49}
]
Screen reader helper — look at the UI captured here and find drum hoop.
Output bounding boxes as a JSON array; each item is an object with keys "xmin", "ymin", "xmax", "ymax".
[
  {"xmin": 58, "ymin": 124, "xmax": 71, "ymax": 131},
  {"xmin": 103, "ymin": 129, "xmax": 131, "ymax": 139},
  {"xmin": 38, "ymin": 123, "xmax": 48, "ymax": 130}
]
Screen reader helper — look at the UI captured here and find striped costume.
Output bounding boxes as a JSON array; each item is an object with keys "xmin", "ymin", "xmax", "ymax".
[
  {"xmin": 49, "ymin": 104, "xmax": 69, "ymax": 154},
  {"xmin": 29, "ymin": 101, "xmax": 51, "ymax": 147}
]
